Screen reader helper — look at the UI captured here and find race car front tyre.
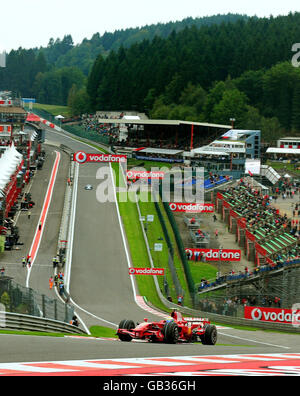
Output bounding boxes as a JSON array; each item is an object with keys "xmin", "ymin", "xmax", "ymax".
[
  {"xmin": 200, "ymin": 324, "xmax": 217, "ymax": 345},
  {"xmin": 118, "ymin": 319, "xmax": 135, "ymax": 342},
  {"xmin": 163, "ymin": 321, "xmax": 179, "ymax": 344}
]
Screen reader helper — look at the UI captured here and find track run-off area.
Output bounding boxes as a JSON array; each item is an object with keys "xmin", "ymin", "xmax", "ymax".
[{"xmin": 0, "ymin": 126, "xmax": 300, "ymax": 379}]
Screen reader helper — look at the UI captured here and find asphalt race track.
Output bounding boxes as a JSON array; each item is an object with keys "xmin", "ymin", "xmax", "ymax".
[{"xmin": 0, "ymin": 127, "xmax": 300, "ymax": 377}]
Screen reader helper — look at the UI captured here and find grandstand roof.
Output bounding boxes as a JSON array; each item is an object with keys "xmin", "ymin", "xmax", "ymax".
[
  {"xmin": 96, "ymin": 118, "xmax": 231, "ymax": 129},
  {"xmin": 266, "ymin": 147, "xmax": 300, "ymax": 154},
  {"xmin": 138, "ymin": 147, "xmax": 184, "ymax": 155}
]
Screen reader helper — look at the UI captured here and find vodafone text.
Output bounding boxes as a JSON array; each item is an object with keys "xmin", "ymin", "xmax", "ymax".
[
  {"xmin": 127, "ymin": 170, "xmax": 165, "ymax": 179},
  {"xmin": 129, "ymin": 268, "xmax": 165, "ymax": 276},
  {"xmin": 186, "ymin": 248, "xmax": 241, "ymax": 262},
  {"xmin": 245, "ymin": 306, "xmax": 300, "ymax": 326},
  {"xmin": 73, "ymin": 151, "xmax": 127, "ymax": 163},
  {"xmin": 169, "ymin": 202, "xmax": 214, "ymax": 213}
]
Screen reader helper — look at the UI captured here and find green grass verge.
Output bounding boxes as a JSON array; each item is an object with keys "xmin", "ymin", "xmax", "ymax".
[
  {"xmin": 0, "ymin": 329, "xmax": 68, "ymax": 337},
  {"xmin": 33, "ymin": 103, "xmax": 72, "ymax": 117},
  {"xmin": 127, "ymin": 158, "xmax": 174, "ymax": 171},
  {"xmin": 138, "ymin": 193, "xmax": 177, "ymax": 303},
  {"xmin": 117, "ymin": 192, "xmax": 169, "ymax": 312},
  {"xmin": 267, "ymin": 160, "xmax": 300, "ymax": 175},
  {"xmin": 89, "ymin": 325, "xmax": 118, "ymax": 338},
  {"xmin": 189, "ymin": 262, "xmax": 218, "ymax": 287},
  {"xmin": 157, "ymin": 200, "xmax": 193, "ymax": 306}
]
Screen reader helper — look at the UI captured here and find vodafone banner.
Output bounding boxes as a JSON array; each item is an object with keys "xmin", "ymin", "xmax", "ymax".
[
  {"xmin": 169, "ymin": 202, "xmax": 214, "ymax": 213},
  {"xmin": 129, "ymin": 267, "xmax": 165, "ymax": 276},
  {"xmin": 126, "ymin": 170, "xmax": 165, "ymax": 179},
  {"xmin": 73, "ymin": 151, "xmax": 127, "ymax": 164},
  {"xmin": 185, "ymin": 248, "xmax": 241, "ymax": 262},
  {"xmin": 245, "ymin": 306, "xmax": 300, "ymax": 326}
]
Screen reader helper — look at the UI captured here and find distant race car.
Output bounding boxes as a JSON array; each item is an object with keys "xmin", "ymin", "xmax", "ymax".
[
  {"xmin": 117, "ymin": 310, "xmax": 217, "ymax": 345},
  {"xmin": 84, "ymin": 184, "xmax": 93, "ymax": 190}
]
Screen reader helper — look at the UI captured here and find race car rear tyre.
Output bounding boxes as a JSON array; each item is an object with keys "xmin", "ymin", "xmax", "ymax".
[
  {"xmin": 163, "ymin": 321, "xmax": 179, "ymax": 344},
  {"xmin": 118, "ymin": 319, "xmax": 135, "ymax": 342},
  {"xmin": 200, "ymin": 324, "xmax": 217, "ymax": 345}
]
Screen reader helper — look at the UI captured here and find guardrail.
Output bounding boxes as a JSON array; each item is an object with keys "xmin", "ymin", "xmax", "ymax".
[
  {"xmin": 145, "ymin": 299, "xmax": 300, "ymax": 333},
  {"xmin": 0, "ymin": 311, "xmax": 86, "ymax": 334}
]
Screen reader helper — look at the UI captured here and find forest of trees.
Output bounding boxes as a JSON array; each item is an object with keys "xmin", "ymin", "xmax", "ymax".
[
  {"xmin": 85, "ymin": 12, "xmax": 300, "ymax": 143},
  {"xmin": 1, "ymin": 12, "xmax": 300, "ymax": 142}
]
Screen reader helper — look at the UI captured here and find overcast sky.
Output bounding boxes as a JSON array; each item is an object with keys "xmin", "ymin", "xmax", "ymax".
[{"xmin": 1, "ymin": 0, "xmax": 300, "ymax": 52}]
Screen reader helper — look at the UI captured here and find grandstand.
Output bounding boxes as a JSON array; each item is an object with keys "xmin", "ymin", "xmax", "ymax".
[
  {"xmin": 216, "ymin": 181, "xmax": 298, "ymax": 266},
  {"xmin": 194, "ymin": 178, "xmax": 300, "ymax": 311},
  {"xmin": 95, "ymin": 117, "xmax": 231, "ymax": 151}
]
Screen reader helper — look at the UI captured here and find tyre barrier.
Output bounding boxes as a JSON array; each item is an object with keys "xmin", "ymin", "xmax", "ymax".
[{"xmin": 0, "ymin": 311, "xmax": 86, "ymax": 334}]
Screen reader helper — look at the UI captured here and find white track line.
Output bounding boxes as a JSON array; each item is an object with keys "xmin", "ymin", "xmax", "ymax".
[
  {"xmin": 217, "ymin": 331, "xmax": 290, "ymax": 349},
  {"xmin": 26, "ymin": 151, "xmax": 60, "ymax": 287}
]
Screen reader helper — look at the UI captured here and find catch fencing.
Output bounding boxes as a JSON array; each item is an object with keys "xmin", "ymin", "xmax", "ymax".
[{"xmin": 0, "ymin": 277, "xmax": 75, "ymax": 324}]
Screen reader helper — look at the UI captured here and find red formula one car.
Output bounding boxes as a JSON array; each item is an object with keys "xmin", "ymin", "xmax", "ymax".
[{"xmin": 117, "ymin": 310, "xmax": 217, "ymax": 345}]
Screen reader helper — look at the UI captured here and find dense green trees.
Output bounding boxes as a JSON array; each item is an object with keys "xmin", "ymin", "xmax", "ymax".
[
  {"xmin": 0, "ymin": 48, "xmax": 48, "ymax": 98},
  {"xmin": 2, "ymin": 12, "xmax": 300, "ymax": 143},
  {"xmin": 33, "ymin": 67, "xmax": 86, "ymax": 105},
  {"xmin": 83, "ymin": 12, "xmax": 300, "ymax": 142}
]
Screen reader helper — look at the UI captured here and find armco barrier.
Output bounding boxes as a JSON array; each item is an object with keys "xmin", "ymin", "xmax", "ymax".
[
  {"xmin": 147, "ymin": 298, "xmax": 300, "ymax": 333},
  {"xmin": 0, "ymin": 311, "xmax": 86, "ymax": 334},
  {"xmin": 159, "ymin": 185, "xmax": 195, "ymax": 298}
]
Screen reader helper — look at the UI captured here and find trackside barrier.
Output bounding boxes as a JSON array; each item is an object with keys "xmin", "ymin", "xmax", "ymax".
[
  {"xmin": 145, "ymin": 299, "xmax": 300, "ymax": 333},
  {"xmin": 56, "ymin": 146, "xmax": 74, "ymax": 264},
  {"xmin": 158, "ymin": 184, "xmax": 195, "ymax": 299},
  {"xmin": 0, "ymin": 311, "xmax": 86, "ymax": 334},
  {"xmin": 153, "ymin": 200, "xmax": 174, "ymax": 257},
  {"xmin": 153, "ymin": 200, "xmax": 184, "ymax": 297}
]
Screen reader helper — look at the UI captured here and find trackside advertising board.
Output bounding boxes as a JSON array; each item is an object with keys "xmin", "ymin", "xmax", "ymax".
[
  {"xmin": 129, "ymin": 268, "xmax": 165, "ymax": 276},
  {"xmin": 169, "ymin": 202, "xmax": 214, "ymax": 213},
  {"xmin": 185, "ymin": 248, "xmax": 241, "ymax": 262},
  {"xmin": 126, "ymin": 170, "xmax": 165, "ymax": 179},
  {"xmin": 73, "ymin": 151, "xmax": 127, "ymax": 163},
  {"xmin": 244, "ymin": 306, "xmax": 300, "ymax": 326}
]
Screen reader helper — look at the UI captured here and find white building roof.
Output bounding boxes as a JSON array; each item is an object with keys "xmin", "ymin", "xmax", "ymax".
[
  {"xmin": 138, "ymin": 147, "xmax": 183, "ymax": 155},
  {"xmin": 0, "ymin": 143, "xmax": 23, "ymax": 191},
  {"xmin": 267, "ymin": 147, "xmax": 300, "ymax": 154}
]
